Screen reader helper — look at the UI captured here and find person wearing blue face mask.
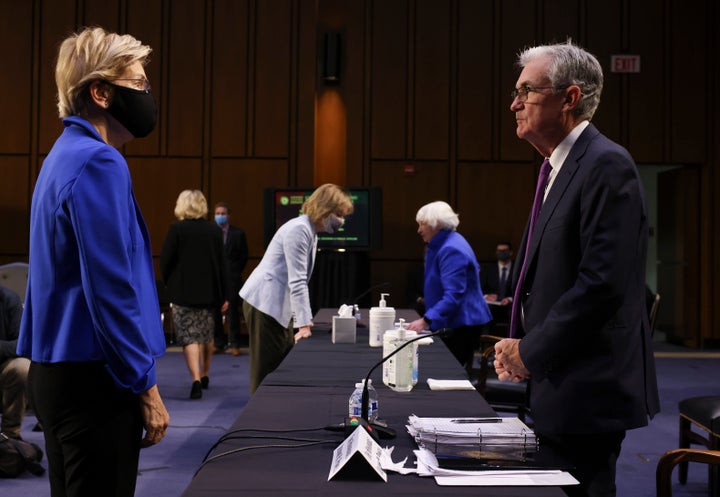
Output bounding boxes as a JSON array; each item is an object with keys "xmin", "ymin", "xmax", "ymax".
[
  {"xmin": 18, "ymin": 27, "xmax": 169, "ymax": 497},
  {"xmin": 240, "ymin": 184, "xmax": 353, "ymax": 394},
  {"xmin": 212, "ymin": 202, "xmax": 249, "ymax": 356}
]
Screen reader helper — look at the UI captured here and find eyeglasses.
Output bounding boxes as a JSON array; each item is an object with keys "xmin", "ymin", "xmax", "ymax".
[
  {"xmin": 108, "ymin": 78, "xmax": 151, "ymax": 92},
  {"xmin": 511, "ymin": 84, "xmax": 568, "ymax": 102}
]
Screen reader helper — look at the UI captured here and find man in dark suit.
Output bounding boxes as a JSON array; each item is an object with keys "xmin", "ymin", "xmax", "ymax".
[
  {"xmin": 493, "ymin": 41, "xmax": 660, "ymax": 497},
  {"xmin": 481, "ymin": 241, "xmax": 514, "ymax": 334},
  {"xmin": 213, "ymin": 202, "xmax": 249, "ymax": 355}
]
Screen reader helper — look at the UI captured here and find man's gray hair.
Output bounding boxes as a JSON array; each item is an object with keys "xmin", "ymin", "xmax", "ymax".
[{"xmin": 518, "ymin": 40, "xmax": 603, "ymax": 121}]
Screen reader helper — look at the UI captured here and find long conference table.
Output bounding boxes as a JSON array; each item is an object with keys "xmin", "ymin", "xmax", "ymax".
[{"xmin": 181, "ymin": 309, "xmax": 565, "ymax": 497}]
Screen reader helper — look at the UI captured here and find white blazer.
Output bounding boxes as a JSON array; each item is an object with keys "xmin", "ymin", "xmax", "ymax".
[{"xmin": 240, "ymin": 215, "xmax": 317, "ymax": 328}]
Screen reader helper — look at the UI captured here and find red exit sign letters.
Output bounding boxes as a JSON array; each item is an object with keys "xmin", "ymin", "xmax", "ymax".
[{"xmin": 610, "ymin": 55, "xmax": 641, "ymax": 73}]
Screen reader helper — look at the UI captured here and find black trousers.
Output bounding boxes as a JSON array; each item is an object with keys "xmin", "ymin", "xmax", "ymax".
[
  {"xmin": 28, "ymin": 361, "xmax": 143, "ymax": 497},
  {"xmin": 242, "ymin": 301, "xmax": 294, "ymax": 394},
  {"xmin": 538, "ymin": 431, "xmax": 626, "ymax": 497}
]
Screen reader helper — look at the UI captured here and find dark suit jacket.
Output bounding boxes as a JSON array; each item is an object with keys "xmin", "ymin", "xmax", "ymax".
[
  {"xmin": 481, "ymin": 262, "xmax": 513, "ymax": 299},
  {"xmin": 160, "ymin": 219, "xmax": 228, "ymax": 308},
  {"xmin": 224, "ymin": 225, "xmax": 248, "ymax": 293},
  {"xmin": 514, "ymin": 123, "xmax": 660, "ymax": 435}
]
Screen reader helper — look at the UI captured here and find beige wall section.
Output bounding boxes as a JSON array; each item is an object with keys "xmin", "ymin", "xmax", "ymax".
[{"xmin": 0, "ymin": 0, "xmax": 717, "ymax": 345}]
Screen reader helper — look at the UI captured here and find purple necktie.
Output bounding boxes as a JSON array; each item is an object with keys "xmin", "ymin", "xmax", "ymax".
[{"xmin": 509, "ymin": 158, "xmax": 552, "ymax": 338}]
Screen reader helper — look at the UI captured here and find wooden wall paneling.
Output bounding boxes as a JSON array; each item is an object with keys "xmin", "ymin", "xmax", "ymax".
[
  {"xmin": 542, "ymin": 0, "xmax": 580, "ymax": 44},
  {"xmin": 370, "ymin": 0, "xmax": 409, "ymax": 160},
  {"xmin": 210, "ymin": 0, "xmax": 249, "ymax": 157},
  {"xmin": 294, "ymin": 0, "xmax": 318, "ymax": 186},
  {"xmin": 456, "ymin": 161, "xmax": 534, "ymax": 263},
  {"xmin": 0, "ymin": 0, "xmax": 32, "ymax": 154},
  {"xmin": 209, "ymin": 158, "xmax": 289, "ymax": 258},
  {"xmin": 456, "ymin": 0, "xmax": 493, "ymax": 162},
  {"xmin": 370, "ymin": 160, "xmax": 449, "ymax": 259},
  {"xmin": 412, "ymin": 0, "xmax": 450, "ymax": 160},
  {"xmin": 626, "ymin": 0, "xmax": 665, "ymax": 163},
  {"xmin": 668, "ymin": 0, "xmax": 706, "ymax": 163},
  {"xmin": 253, "ymin": 0, "xmax": 292, "ymax": 158},
  {"xmin": 498, "ymin": 0, "xmax": 536, "ymax": 161},
  {"xmin": 337, "ymin": 1, "xmax": 366, "ymax": 187},
  {"xmin": 0, "ymin": 157, "xmax": 30, "ymax": 254},
  {"xmin": 585, "ymin": 0, "xmax": 624, "ymax": 146},
  {"xmin": 37, "ymin": 0, "xmax": 76, "ymax": 155},
  {"xmin": 83, "ymin": 0, "xmax": 120, "ymax": 31},
  {"xmin": 711, "ymin": 0, "xmax": 720, "ymax": 340},
  {"xmin": 124, "ymin": 0, "xmax": 164, "ymax": 156},
  {"xmin": 128, "ymin": 157, "xmax": 203, "ymax": 255},
  {"xmin": 166, "ymin": 0, "xmax": 205, "ymax": 157},
  {"xmin": 371, "ymin": 259, "xmax": 423, "ymax": 309}
]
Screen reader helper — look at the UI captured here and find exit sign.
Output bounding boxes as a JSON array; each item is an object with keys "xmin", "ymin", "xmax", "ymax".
[{"xmin": 611, "ymin": 55, "xmax": 641, "ymax": 73}]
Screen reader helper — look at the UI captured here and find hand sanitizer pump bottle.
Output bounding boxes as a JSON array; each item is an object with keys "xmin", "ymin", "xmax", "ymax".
[
  {"xmin": 368, "ymin": 293, "xmax": 395, "ymax": 347},
  {"xmin": 382, "ymin": 319, "xmax": 415, "ymax": 392}
]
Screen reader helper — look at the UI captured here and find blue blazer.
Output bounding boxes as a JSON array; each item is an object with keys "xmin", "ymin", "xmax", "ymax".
[
  {"xmin": 240, "ymin": 215, "xmax": 317, "ymax": 328},
  {"xmin": 18, "ymin": 116, "xmax": 165, "ymax": 394},
  {"xmin": 515, "ymin": 123, "xmax": 660, "ymax": 434},
  {"xmin": 423, "ymin": 229, "xmax": 492, "ymax": 330}
]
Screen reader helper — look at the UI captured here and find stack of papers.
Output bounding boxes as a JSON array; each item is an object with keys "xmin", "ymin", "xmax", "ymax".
[{"xmin": 407, "ymin": 416, "xmax": 537, "ymax": 461}]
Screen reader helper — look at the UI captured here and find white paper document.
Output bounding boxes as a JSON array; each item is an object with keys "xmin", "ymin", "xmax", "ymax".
[
  {"xmin": 415, "ymin": 448, "xmax": 579, "ymax": 486},
  {"xmin": 426, "ymin": 378, "xmax": 476, "ymax": 391}
]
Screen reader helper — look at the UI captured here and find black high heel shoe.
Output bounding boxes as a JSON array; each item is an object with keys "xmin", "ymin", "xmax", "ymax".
[{"xmin": 190, "ymin": 380, "xmax": 202, "ymax": 399}]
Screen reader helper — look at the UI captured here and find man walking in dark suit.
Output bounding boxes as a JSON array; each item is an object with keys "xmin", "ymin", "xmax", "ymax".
[
  {"xmin": 213, "ymin": 202, "xmax": 249, "ymax": 355},
  {"xmin": 493, "ymin": 41, "xmax": 659, "ymax": 497}
]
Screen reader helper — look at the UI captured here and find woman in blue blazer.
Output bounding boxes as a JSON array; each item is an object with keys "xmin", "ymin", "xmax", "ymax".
[
  {"xmin": 241, "ymin": 184, "xmax": 353, "ymax": 393},
  {"xmin": 406, "ymin": 201, "xmax": 492, "ymax": 367},
  {"xmin": 18, "ymin": 27, "xmax": 169, "ymax": 497}
]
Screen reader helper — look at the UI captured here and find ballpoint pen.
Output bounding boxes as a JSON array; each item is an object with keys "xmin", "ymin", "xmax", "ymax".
[{"xmin": 450, "ymin": 417, "xmax": 503, "ymax": 423}]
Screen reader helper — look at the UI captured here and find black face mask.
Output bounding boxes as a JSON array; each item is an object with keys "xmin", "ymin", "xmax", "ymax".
[
  {"xmin": 496, "ymin": 249, "xmax": 511, "ymax": 262},
  {"xmin": 106, "ymin": 83, "xmax": 158, "ymax": 138}
]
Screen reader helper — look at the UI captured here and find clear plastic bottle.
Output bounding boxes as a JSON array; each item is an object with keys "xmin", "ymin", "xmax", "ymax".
[
  {"xmin": 382, "ymin": 320, "xmax": 416, "ymax": 392},
  {"xmin": 348, "ymin": 379, "xmax": 378, "ymax": 422}
]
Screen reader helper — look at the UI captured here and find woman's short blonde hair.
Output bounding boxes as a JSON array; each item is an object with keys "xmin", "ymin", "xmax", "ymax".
[
  {"xmin": 301, "ymin": 184, "xmax": 354, "ymax": 224},
  {"xmin": 416, "ymin": 201, "xmax": 459, "ymax": 230},
  {"xmin": 174, "ymin": 190, "xmax": 208, "ymax": 220},
  {"xmin": 55, "ymin": 26, "xmax": 152, "ymax": 118}
]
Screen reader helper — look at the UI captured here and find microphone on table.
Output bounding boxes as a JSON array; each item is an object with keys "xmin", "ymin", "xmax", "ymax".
[
  {"xmin": 355, "ymin": 327, "xmax": 454, "ymax": 440},
  {"xmin": 349, "ymin": 281, "xmax": 391, "ymax": 306}
]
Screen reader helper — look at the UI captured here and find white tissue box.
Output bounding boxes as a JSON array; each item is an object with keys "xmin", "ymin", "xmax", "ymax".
[{"xmin": 332, "ymin": 316, "xmax": 356, "ymax": 343}]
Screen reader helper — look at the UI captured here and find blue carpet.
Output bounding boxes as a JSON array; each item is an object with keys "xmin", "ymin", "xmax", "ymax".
[
  {"xmin": 3, "ymin": 342, "xmax": 719, "ymax": 496},
  {"xmin": 3, "ymin": 350, "xmax": 250, "ymax": 497}
]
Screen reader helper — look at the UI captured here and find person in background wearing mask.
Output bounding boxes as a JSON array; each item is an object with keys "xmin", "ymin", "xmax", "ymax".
[
  {"xmin": 481, "ymin": 241, "xmax": 515, "ymax": 334},
  {"xmin": 212, "ymin": 202, "xmax": 249, "ymax": 356},
  {"xmin": 18, "ymin": 27, "xmax": 169, "ymax": 497},
  {"xmin": 240, "ymin": 184, "xmax": 353, "ymax": 394}
]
